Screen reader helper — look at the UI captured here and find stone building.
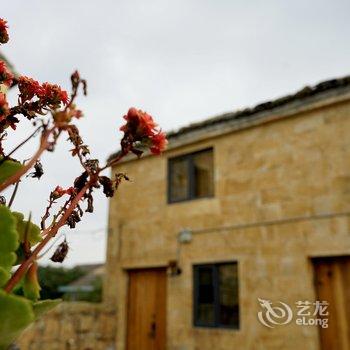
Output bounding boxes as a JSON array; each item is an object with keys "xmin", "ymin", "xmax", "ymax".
[{"xmin": 105, "ymin": 76, "xmax": 350, "ymax": 350}]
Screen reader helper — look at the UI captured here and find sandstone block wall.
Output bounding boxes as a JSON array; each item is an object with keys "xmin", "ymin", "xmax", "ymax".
[
  {"xmin": 105, "ymin": 96, "xmax": 350, "ymax": 349},
  {"xmin": 16, "ymin": 302, "xmax": 116, "ymax": 350}
]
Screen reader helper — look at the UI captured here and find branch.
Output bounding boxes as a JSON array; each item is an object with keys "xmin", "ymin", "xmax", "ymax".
[
  {"xmin": 7, "ymin": 180, "xmax": 20, "ymax": 208},
  {"xmin": 100, "ymin": 150, "xmax": 127, "ymax": 172},
  {"xmin": 0, "ymin": 127, "xmax": 54, "ymax": 193},
  {"xmin": 0, "ymin": 125, "xmax": 43, "ymax": 166},
  {"xmin": 4, "ymin": 141, "xmax": 128, "ymax": 292},
  {"xmin": 4, "ymin": 178, "xmax": 95, "ymax": 293}
]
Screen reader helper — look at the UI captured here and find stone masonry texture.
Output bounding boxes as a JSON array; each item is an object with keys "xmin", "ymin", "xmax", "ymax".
[
  {"xmin": 17, "ymin": 302, "xmax": 116, "ymax": 350},
  {"xmin": 105, "ymin": 91, "xmax": 350, "ymax": 349}
]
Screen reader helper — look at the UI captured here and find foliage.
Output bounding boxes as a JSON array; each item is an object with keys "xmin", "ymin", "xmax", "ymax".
[
  {"xmin": 0, "ymin": 159, "xmax": 23, "ymax": 185},
  {"xmin": 0, "ymin": 17, "xmax": 166, "ymax": 348},
  {"xmin": 0, "ymin": 291, "xmax": 34, "ymax": 350},
  {"xmin": 63, "ymin": 276, "xmax": 103, "ymax": 303},
  {"xmin": 0, "ymin": 205, "xmax": 18, "ymax": 288},
  {"xmin": 37, "ymin": 265, "xmax": 85, "ymax": 300}
]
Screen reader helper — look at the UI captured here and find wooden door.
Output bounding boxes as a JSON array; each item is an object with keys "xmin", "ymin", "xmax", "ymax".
[
  {"xmin": 313, "ymin": 256, "xmax": 350, "ymax": 350},
  {"xmin": 126, "ymin": 268, "xmax": 167, "ymax": 350}
]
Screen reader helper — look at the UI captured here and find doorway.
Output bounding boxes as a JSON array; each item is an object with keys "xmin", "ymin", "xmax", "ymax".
[
  {"xmin": 313, "ymin": 256, "xmax": 350, "ymax": 350},
  {"xmin": 126, "ymin": 268, "xmax": 167, "ymax": 350}
]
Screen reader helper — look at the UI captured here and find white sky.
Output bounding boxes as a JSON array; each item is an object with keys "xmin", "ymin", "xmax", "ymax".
[{"xmin": 2, "ymin": 0, "xmax": 350, "ymax": 266}]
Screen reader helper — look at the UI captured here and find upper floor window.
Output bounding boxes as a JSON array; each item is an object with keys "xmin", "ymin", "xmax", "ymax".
[
  {"xmin": 193, "ymin": 262, "xmax": 239, "ymax": 329},
  {"xmin": 168, "ymin": 148, "xmax": 214, "ymax": 203}
]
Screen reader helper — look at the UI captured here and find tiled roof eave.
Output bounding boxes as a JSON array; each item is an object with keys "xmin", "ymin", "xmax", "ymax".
[{"xmin": 108, "ymin": 76, "xmax": 350, "ymax": 164}]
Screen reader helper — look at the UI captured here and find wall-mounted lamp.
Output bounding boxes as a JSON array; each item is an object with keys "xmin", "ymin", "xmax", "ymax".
[
  {"xmin": 177, "ymin": 228, "xmax": 193, "ymax": 244},
  {"xmin": 168, "ymin": 229, "xmax": 193, "ymax": 277}
]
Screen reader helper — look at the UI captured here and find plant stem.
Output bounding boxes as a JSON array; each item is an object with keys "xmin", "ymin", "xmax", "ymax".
[
  {"xmin": 4, "ymin": 179, "xmax": 95, "ymax": 293},
  {"xmin": 0, "ymin": 125, "xmax": 43, "ymax": 166},
  {"xmin": 0, "ymin": 127, "xmax": 54, "ymax": 193},
  {"xmin": 4, "ymin": 145, "xmax": 127, "ymax": 293},
  {"xmin": 100, "ymin": 151, "xmax": 126, "ymax": 172},
  {"xmin": 7, "ymin": 181, "xmax": 20, "ymax": 208}
]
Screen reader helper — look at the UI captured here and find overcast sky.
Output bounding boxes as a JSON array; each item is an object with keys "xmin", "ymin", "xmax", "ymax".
[{"xmin": 2, "ymin": 0, "xmax": 350, "ymax": 266}]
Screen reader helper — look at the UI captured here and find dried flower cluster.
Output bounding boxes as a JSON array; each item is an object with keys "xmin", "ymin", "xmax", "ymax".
[
  {"xmin": 0, "ymin": 18, "xmax": 9, "ymax": 44},
  {"xmin": 0, "ymin": 93, "xmax": 9, "ymax": 121},
  {"xmin": 0, "ymin": 60, "xmax": 14, "ymax": 87}
]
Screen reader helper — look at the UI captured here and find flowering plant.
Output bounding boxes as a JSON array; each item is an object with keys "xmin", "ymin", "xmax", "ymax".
[{"xmin": 0, "ymin": 18, "xmax": 166, "ymax": 349}]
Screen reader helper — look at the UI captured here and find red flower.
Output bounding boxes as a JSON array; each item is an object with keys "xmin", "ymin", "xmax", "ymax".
[
  {"xmin": 0, "ymin": 61, "xmax": 13, "ymax": 87},
  {"xmin": 18, "ymin": 76, "xmax": 42, "ymax": 102},
  {"xmin": 120, "ymin": 107, "xmax": 167, "ymax": 155},
  {"xmin": 39, "ymin": 83, "xmax": 69, "ymax": 107},
  {"xmin": 0, "ymin": 18, "xmax": 9, "ymax": 44},
  {"xmin": 120, "ymin": 107, "xmax": 158, "ymax": 138},
  {"xmin": 0, "ymin": 93, "xmax": 9, "ymax": 121},
  {"xmin": 150, "ymin": 132, "xmax": 168, "ymax": 155},
  {"xmin": 51, "ymin": 186, "xmax": 75, "ymax": 199},
  {"xmin": 18, "ymin": 77, "xmax": 69, "ymax": 108}
]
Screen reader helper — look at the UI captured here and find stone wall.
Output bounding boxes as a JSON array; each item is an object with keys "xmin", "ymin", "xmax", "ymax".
[
  {"xmin": 105, "ymin": 95, "xmax": 350, "ymax": 349},
  {"xmin": 17, "ymin": 302, "xmax": 116, "ymax": 350}
]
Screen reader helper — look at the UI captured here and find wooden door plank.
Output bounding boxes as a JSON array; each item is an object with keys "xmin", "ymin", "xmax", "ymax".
[
  {"xmin": 126, "ymin": 268, "xmax": 167, "ymax": 350},
  {"xmin": 313, "ymin": 257, "xmax": 350, "ymax": 350},
  {"xmin": 333, "ymin": 262, "xmax": 349, "ymax": 349},
  {"xmin": 340, "ymin": 259, "xmax": 350, "ymax": 347},
  {"xmin": 314, "ymin": 261, "xmax": 338, "ymax": 350},
  {"xmin": 155, "ymin": 270, "xmax": 167, "ymax": 350}
]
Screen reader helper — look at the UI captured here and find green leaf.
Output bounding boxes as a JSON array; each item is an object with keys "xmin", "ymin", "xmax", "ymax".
[
  {"xmin": 14, "ymin": 243, "xmax": 26, "ymax": 265},
  {"xmin": 23, "ymin": 263, "xmax": 41, "ymax": 301},
  {"xmin": 0, "ymin": 290, "xmax": 35, "ymax": 350},
  {"xmin": 0, "ymin": 252, "xmax": 16, "ymax": 270},
  {"xmin": 0, "ymin": 268, "xmax": 10, "ymax": 287},
  {"xmin": 12, "ymin": 211, "xmax": 42, "ymax": 246},
  {"xmin": 0, "ymin": 205, "xmax": 19, "ymax": 286},
  {"xmin": 0, "ymin": 157, "xmax": 23, "ymax": 185},
  {"xmin": 32, "ymin": 299, "xmax": 61, "ymax": 320},
  {"xmin": 0, "ymin": 205, "xmax": 18, "ymax": 253}
]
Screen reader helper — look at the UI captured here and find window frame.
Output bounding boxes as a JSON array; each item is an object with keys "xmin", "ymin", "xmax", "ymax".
[
  {"xmin": 193, "ymin": 261, "xmax": 239, "ymax": 330},
  {"xmin": 167, "ymin": 147, "xmax": 214, "ymax": 204}
]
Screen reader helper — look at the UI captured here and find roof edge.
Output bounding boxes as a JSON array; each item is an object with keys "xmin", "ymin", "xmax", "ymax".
[{"xmin": 108, "ymin": 75, "xmax": 350, "ymax": 164}]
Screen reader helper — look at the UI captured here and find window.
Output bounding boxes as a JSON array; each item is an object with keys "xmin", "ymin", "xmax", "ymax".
[
  {"xmin": 193, "ymin": 262, "xmax": 239, "ymax": 329},
  {"xmin": 168, "ymin": 148, "xmax": 214, "ymax": 203}
]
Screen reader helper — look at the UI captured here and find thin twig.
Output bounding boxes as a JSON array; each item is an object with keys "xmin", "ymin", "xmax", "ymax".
[
  {"xmin": 0, "ymin": 125, "xmax": 43, "ymax": 166},
  {"xmin": 37, "ymin": 233, "xmax": 63, "ymax": 260},
  {"xmin": 0, "ymin": 127, "xmax": 55, "ymax": 193},
  {"xmin": 7, "ymin": 181, "xmax": 20, "ymax": 208},
  {"xmin": 100, "ymin": 151, "xmax": 126, "ymax": 172},
  {"xmin": 23, "ymin": 212, "xmax": 32, "ymax": 258}
]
